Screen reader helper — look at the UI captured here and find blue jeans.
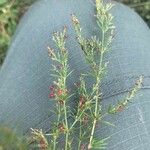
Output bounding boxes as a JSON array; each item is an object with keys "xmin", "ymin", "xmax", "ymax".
[{"xmin": 0, "ymin": 0, "xmax": 150, "ymax": 149}]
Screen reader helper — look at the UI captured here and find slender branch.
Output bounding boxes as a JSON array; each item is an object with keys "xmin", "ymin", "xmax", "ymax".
[
  {"xmin": 78, "ymin": 120, "xmax": 82, "ymax": 150},
  {"xmin": 88, "ymin": 29, "xmax": 105, "ymax": 150}
]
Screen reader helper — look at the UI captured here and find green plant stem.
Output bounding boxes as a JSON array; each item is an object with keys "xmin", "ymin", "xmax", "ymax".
[
  {"xmin": 53, "ymin": 136, "xmax": 57, "ymax": 150},
  {"xmin": 62, "ymin": 56, "xmax": 70, "ymax": 150},
  {"xmin": 57, "ymin": 104, "xmax": 61, "ymax": 124},
  {"xmin": 78, "ymin": 120, "xmax": 82, "ymax": 150},
  {"xmin": 53, "ymin": 104, "xmax": 61, "ymax": 150},
  {"xmin": 88, "ymin": 30, "xmax": 105, "ymax": 149},
  {"xmin": 88, "ymin": 82, "xmax": 100, "ymax": 149},
  {"xmin": 69, "ymin": 109, "xmax": 84, "ymax": 132},
  {"xmin": 63, "ymin": 101, "xmax": 69, "ymax": 150}
]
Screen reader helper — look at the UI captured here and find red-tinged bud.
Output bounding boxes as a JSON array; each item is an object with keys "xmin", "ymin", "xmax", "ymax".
[
  {"xmin": 49, "ymin": 92, "xmax": 55, "ymax": 98},
  {"xmin": 49, "ymin": 85, "xmax": 55, "ymax": 91},
  {"xmin": 80, "ymin": 96, "xmax": 84, "ymax": 101},
  {"xmin": 39, "ymin": 138, "xmax": 47, "ymax": 150},
  {"xmin": 81, "ymin": 144, "xmax": 86, "ymax": 150},
  {"xmin": 79, "ymin": 96, "xmax": 85, "ymax": 109},
  {"xmin": 57, "ymin": 89, "xmax": 63, "ymax": 96},
  {"xmin": 58, "ymin": 123, "xmax": 65, "ymax": 133},
  {"xmin": 117, "ymin": 105, "xmax": 124, "ymax": 112}
]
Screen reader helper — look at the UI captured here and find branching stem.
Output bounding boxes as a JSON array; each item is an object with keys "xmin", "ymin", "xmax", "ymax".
[{"xmin": 88, "ymin": 23, "xmax": 105, "ymax": 149}]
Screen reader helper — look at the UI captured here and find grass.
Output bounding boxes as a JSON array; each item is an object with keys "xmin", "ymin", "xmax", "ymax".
[
  {"xmin": 0, "ymin": 0, "xmax": 36, "ymax": 64},
  {"xmin": 0, "ymin": 0, "xmax": 149, "ymax": 65}
]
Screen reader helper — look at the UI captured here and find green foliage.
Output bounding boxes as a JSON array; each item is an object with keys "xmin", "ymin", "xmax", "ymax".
[
  {"xmin": 0, "ymin": 1, "xmax": 17, "ymax": 64},
  {"xmin": 0, "ymin": 0, "xmax": 36, "ymax": 64},
  {"xmin": 0, "ymin": 0, "xmax": 7, "ymax": 5},
  {"xmin": 0, "ymin": 127, "xmax": 29, "ymax": 150},
  {"xmin": 91, "ymin": 137, "xmax": 110, "ymax": 150}
]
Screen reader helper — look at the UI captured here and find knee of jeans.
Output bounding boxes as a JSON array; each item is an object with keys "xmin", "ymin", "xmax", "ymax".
[{"xmin": 0, "ymin": 0, "xmax": 150, "ymax": 134}]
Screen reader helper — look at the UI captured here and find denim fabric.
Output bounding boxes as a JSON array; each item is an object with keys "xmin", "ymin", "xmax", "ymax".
[{"xmin": 0, "ymin": 0, "xmax": 150, "ymax": 149}]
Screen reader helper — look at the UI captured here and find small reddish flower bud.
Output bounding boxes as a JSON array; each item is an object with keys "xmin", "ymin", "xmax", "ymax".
[
  {"xmin": 117, "ymin": 105, "xmax": 124, "ymax": 112},
  {"xmin": 57, "ymin": 89, "xmax": 63, "ymax": 96},
  {"xmin": 79, "ymin": 96, "xmax": 85, "ymax": 109},
  {"xmin": 80, "ymin": 96, "xmax": 84, "ymax": 101},
  {"xmin": 39, "ymin": 138, "xmax": 47, "ymax": 150},
  {"xmin": 81, "ymin": 144, "xmax": 86, "ymax": 150},
  {"xmin": 58, "ymin": 123, "xmax": 65, "ymax": 133},
  {"xmin": 49, "ymin": 92, "xmax": 55, "ymax": 98},
  {"xmin": 49, "ymin": 85, "xmax": 54, "ymax": 91}
]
